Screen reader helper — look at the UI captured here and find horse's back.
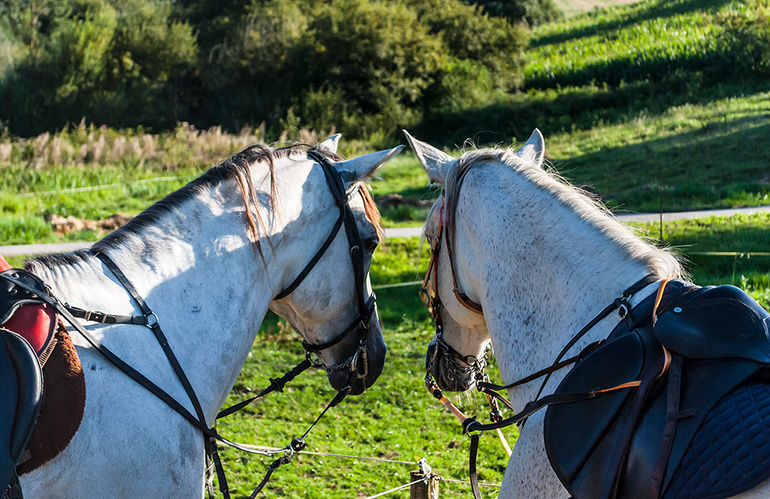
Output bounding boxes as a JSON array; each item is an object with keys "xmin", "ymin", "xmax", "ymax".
[{"xmin": 544, "ymin": 282, "xmax": 770, "ymax": 499}]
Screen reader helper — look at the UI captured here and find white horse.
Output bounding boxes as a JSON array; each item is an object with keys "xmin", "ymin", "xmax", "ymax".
[
  {"xmin": 18, "ymin": 136, "xmax": 402, "ymax": 497},
  {"xmin": 405, "ymin": 129, "xmax": 770, "ymax": 498}
]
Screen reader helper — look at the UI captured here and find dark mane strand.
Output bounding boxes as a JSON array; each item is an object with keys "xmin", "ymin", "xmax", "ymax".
[{"xmin": 26, "ymin": 250, "xmax": 94, "ymax": 272}]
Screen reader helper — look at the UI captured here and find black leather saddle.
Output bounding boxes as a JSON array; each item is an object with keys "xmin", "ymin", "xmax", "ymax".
[
  {"xmin": 1, "ymin": 269, "xmax": 50, "ymax": 499},
  {"xmin": 544, "ymin": 282, "xmax": 770, "ymax": 499},
  {"xmin": 1, "ymin": 329, "xmax": 43, "ymax": 499}
]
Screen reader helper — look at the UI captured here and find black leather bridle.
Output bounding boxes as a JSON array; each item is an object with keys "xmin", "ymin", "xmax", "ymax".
[
  {"xmin": 273, "ymin": 149, "xmax": 376, "ymax": 381},
  {"xmin": 1, "ymin": 147, "xmax": 379, "ymax": 498}
]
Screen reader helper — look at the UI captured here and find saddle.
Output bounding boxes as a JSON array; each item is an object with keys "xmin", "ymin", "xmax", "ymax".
[
  {"xmin": 544, "ymin": 281, "xmax": 770, "ymax": 499},
  {"xmin": 1, "ymin": 263, "xmax": 85, "ymax": 499}
]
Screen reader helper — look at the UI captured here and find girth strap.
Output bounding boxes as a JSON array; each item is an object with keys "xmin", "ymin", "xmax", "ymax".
[{"xmin": 650, "ymin": 353, "xmax": 685, "ymax": 498}]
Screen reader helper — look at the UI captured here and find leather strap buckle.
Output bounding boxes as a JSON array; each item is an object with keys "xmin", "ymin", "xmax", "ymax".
[{"xmin": 85, "ymin": 310, "xmax": 108, "ymax": 323}]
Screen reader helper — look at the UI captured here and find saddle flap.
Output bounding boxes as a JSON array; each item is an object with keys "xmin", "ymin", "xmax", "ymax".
[
  {"xmin": 0, "ymin": 328, "xmax": 43, "ymax": 489},
  {"xmin": 654, "ymin": 285, "xmax": 770, "ymax": 363},
  {"xmin": 545, "ymin": 332, "xmax": 646, "ymax": 486}
]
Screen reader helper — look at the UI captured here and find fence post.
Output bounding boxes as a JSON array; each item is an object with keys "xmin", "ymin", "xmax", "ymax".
[{"xmin": 410, "ymin": 458, "xmax": 439, "ymax": 499}]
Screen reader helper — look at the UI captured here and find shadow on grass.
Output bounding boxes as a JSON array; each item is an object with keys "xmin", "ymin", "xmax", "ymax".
[
  {"xmin": 558, "ymin": 116, "xmax": 770, "ymax": 209},
  {"xmin": 414, "ymin": 78, "xmax": 769, "ymax": 149}
]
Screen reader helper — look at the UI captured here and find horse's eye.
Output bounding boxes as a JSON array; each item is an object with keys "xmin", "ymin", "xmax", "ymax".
[{"xmin": 365, "ymin": 238, "xmax": 379, "ymax": 252}]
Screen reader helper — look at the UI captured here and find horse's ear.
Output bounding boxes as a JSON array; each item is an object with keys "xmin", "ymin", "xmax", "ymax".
[
  {"xmin": 335, "ymin": 145, "xmax": 405, "ymax": 187},
  {"xmin": 514, "ymin": 129, "xmax": 545, "ymax": 168},
  {"xmin": 403, "ymin": 130, "xmax": 455, "ymax": 186},
  {"xmin": 319, "ymin": 133, "xmax": 341, "ymax": 154}
]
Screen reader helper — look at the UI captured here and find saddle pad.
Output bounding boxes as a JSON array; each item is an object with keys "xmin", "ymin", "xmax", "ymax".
[
  {"xmin": 17, "ymin": 324, "xmax": 86, "ymax": 475},
  {"xmin": 664, "ymin": 380, "xmax": 770, "ymax": 499}
]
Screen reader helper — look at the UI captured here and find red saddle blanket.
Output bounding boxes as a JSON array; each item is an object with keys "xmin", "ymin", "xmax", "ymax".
[{"xmin": 0, "ymin": 254, "xmax": 56, "ymax": 357}]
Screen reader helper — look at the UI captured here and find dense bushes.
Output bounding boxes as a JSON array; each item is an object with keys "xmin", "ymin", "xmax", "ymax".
[
  {"xmin": 3, "ymin": 0, "xmax": 768, "ymax": 145},
  {"xmin": 0, "ymin": 0, "xmax": 528, "ymax": 141},
  {"xmin": 471, "ymin": 0, "xmax": 563, "ymax": 26},
  {"xmin": 1, "ymin": 0, "xmax": 197, "ymax": 136}
]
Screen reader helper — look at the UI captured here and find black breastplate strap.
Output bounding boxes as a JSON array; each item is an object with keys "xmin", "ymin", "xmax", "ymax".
[
  {"xmin": 92, "ymin": 250, "xmax": 208, "ymax": 426},
  {"xmin": 0, "ymin": 266, "xmax": 236, "ymax": 498},
  {"xmin": 3, "ymin": 261, "xmax": 351, "ymax": 499}
]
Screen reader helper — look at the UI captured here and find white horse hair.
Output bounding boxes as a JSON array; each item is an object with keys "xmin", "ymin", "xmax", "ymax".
[
  {"xmin": 19, "ymin": 136, "xmax": 402, "ymax": 497},
  {"xmin": 406, "ymin": 129, "xmax": 770, "ymax": 498}
]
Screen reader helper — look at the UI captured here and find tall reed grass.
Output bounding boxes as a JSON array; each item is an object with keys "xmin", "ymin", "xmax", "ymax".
[{"xmin": 0, "ymin": 121, "xmax": 345, "ymax": 171}]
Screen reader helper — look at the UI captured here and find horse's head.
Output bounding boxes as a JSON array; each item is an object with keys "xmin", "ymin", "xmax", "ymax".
[
  {"xmin": 270, "ymin": 136, "xmax": 403, "ymax": 395},
  {"xmin": 404, "ymin": 129, "xmax": 546, "ymax": 393}
]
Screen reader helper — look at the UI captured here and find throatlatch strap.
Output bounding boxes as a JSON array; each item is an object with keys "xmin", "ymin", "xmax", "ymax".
[{"xmin": 274, "ymin": 210, "xmax": 345, "ymax": 300}]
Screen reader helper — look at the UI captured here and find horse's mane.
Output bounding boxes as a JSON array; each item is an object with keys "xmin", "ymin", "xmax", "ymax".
[
  {"xmin": 438, "ymin": 147, "xmax": 684, "ymax": 280},
  {"xmin": 31, "ymin": 144, "xmax": 381, "ymax": 269}
]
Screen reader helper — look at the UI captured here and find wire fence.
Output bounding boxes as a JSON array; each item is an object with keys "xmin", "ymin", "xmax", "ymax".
[
  {"xmin": 17, "ymin": 176, "xmax": 188, "ymax": 197},
  {"xmin": 8, "ymin": 182, "xmax": 769, "ymax": 497},
  {"xmin": 241, "ymin": 444, "xmax": 500, "ymax": 498}
]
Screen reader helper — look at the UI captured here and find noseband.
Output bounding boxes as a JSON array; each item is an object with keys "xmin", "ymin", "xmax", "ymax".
[{"xmin": 274, "ymin": 149, "xmax": 376, "ymax": 380}]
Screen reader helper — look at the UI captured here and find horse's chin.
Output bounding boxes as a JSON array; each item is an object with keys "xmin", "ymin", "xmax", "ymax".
[
  {"xmin": 327, "ymin": 320, "xmax": 386, "ymax": 396},
  {"xmin": 433, "ymin": 363, "xmax": 476, "ymax": 393}
]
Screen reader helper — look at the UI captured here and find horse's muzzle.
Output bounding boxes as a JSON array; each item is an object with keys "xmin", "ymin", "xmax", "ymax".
[
  {"xmin": 327, "ymin": 308, "xmax": 386, "ymax": 395},
  {"xmin": 426, "ymin": 335, "xmax": 477, "ymax": 393}
]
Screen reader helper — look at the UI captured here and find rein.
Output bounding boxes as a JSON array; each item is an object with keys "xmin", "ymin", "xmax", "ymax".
[{"xmin": 3, "ymin": 148, "xmax": 376, "ymax": 497}]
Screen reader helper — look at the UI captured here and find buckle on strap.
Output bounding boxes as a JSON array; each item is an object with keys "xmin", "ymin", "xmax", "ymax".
[{"xmin": 85, "ymin": 310, "xmax": 108, "ymax": 323}]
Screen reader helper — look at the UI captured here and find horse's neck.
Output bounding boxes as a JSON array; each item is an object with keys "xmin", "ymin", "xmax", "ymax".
[
  {"xmin": 455, "ymin": 165, "xmax": 673, "ymax": 407},
  {"xmin": 31, "ymin": 181, "xmax": 279, "ymax": 424}
]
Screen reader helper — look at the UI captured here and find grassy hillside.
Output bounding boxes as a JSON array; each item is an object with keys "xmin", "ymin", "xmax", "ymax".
[{"xmin": 383, "ymin": 0, "xmax": 770, "ymax": 220}]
